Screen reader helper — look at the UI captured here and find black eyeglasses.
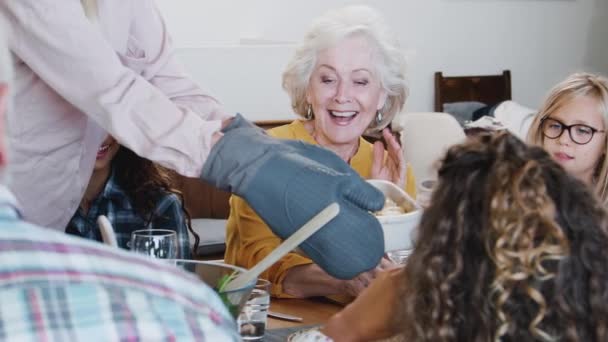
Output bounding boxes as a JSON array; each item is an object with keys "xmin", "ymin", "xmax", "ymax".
[{"xmin": 540, "ymin": 117, "xmax": 606, "ymax": 145}]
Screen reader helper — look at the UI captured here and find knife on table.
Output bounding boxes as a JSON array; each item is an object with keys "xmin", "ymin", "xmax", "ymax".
[{"xmin": 268, "ymin": 311, "xmax": 303, "ymax": 322}]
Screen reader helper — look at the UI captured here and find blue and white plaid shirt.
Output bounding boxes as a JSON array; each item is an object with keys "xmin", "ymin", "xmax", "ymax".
[
  {"xmin": 66, "ymin": 168, "xmax": 192, "ymax": 259},
  {"xmin": 0, "ymin": 185, "xmax": 239, "ymax": 341}
]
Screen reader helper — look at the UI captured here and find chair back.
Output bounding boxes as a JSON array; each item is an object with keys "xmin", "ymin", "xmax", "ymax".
[{"xmin": 434, "ymin": 70, "xmax": 512, "ymax": 112}]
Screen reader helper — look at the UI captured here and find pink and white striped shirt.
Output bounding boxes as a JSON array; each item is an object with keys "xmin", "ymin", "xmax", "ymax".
[{"xmin": 1, "ymin": 0, "xmax": 229, "ymax": 230}]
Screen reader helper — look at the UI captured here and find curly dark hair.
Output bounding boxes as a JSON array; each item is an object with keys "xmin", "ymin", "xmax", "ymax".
[
  {"xmin": 399, "ymin": 132, "xmax": 608, "ymax": 341},
  {"xmin": 112, "ymin": 146, "xmax": 199, "ymax": 254}
]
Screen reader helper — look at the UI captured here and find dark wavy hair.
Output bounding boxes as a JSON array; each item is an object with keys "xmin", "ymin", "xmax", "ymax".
[
  {"xmin": 399, "ymin": 132, "xmax": 608, "ymax": 341},
  {"xmin": 113, "ymin": 146, "xmax": 199, "ymax": 254}
]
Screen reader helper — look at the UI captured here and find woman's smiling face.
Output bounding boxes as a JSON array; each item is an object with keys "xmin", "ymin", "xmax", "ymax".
[{"xmin": 306, "ymin": 35, "xmax": 387, "ymax": 147}]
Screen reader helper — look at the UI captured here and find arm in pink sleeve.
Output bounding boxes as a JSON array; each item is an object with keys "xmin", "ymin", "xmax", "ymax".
[
  {"xmin": 128, "ymin": 0, "xmax": 231, "ymax": 122},
  {"xmin": 1, "ymin": 0, "xmax": 225, "ymax": 177}
]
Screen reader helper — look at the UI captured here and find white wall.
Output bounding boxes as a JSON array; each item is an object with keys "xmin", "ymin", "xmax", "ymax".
[{"xmin": 156, "ymin": 0, "xmax": 608, "ymax": 121}]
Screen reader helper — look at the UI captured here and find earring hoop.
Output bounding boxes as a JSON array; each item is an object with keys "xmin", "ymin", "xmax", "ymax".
[
  {"xmin": 306, "ymin": 105, "xmax": 314, "ymax": 120},
  {"xmin": 376, "ymin": 110, "xmax": 383, "ymax": 125}
]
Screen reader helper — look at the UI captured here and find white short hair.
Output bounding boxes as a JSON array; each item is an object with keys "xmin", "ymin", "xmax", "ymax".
[{"xmin": 282, "ymin": 5, "xmax": 408, "ymax": 134}]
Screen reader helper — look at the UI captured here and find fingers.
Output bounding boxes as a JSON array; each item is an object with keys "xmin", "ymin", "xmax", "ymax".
[
  {"xmin": 370, "ymin": 129, "xmax": 406, "ymax": 187},
  {"xmin": 371, "ymin": 141, "xmax": 384, "ymax": 178},
  {"xmin": 383, "ymin": 129, "xmax": 406, "ymax": 186},
  {"xmin": 382, "ymin": 128, "xmax": 398, "ymax": 147},
  {"xmin": 378, "ymin": 256, "xmax": 398, "ymax": 270},
  {"xmin": 345, "ymin": 263, "xmax": 391, "ymax": 296},
  {"xmin": 344, "ymin": 276, "xmax": 369, "ymax": 296}
]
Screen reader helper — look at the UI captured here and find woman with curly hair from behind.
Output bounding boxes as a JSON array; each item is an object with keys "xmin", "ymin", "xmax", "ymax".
[{"xmin": 291, "ymin": 132, "xmax": 608, "ymax": 341}]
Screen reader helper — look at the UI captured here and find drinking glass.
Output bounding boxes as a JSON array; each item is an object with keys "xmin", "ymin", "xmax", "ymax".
[
  {"xmin": 130, "ymin": 229, "xmax": 178, "ymax": 259},
  {"xmin": 238, "ymin": 278, "xmax": 271, "ymax": 340},
  {"xmin": 386, "ymin": 248, "xmax": 413, "ymax": 265},
  {"xmin": 416, "ymin": 179, "xmax": 436, "ymax": 208}
]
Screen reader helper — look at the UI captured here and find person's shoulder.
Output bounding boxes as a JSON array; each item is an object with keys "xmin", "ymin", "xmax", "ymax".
[
  {"xmin": 0, "ymin": 221, "xmax": 239, "ymax": 340},
  {"xmin": 1, "ymin": 218, "xmax": 227, "ymax": 307},
  {"xmin": 150, "ymin": 191, "xmax": 183, "ymax": 211},
  {"xmin": 355, "ymin": 136, "xmax": 375, "ymax": 159},
  {"xmin": 267, "ymin": 120, "xmax": 304, "ymax": 139},
  {"xmin": 156, "ymin": 191, "xmax": 182, "ymax": 204},
  {"xmin": 359, "ymin": 136, "xmax": 374, "ymax": 151}
]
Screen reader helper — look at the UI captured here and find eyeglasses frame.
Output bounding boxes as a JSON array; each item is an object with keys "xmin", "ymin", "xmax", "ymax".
[{"xmin": 540, "ymin": 116, "xmax": 606, "ymax": 145}]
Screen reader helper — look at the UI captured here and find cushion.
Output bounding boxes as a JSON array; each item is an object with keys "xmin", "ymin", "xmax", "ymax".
[
  {"xmin": 189, "ymin": 218, "xmax": 227, "ymax": 256},
  {"xmin": 443, "ymin": 101, "xmax": 487, "ymax": 125},
  {"xmin": 493, "ymin": 100, "xmax": 536, "ymax": 140}
]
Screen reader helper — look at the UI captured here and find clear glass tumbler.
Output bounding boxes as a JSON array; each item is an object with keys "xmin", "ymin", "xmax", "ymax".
[
  {"xmin": 416, "ymin": 179, "xmax": 437, "ymax": 208},
  {"xmin": 238, "ymin": 278, "xmax": 271, "ymax": 340},
  {"xmin": 130, "ymin": 229, "xmax": 178, "ymax": 259},
  {"xmin": 386, "ymin": 248, "xmax": 413, "ymax": 265}
]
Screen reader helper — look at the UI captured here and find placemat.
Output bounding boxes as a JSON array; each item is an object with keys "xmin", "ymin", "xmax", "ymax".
[{"xmin": 265, "ymin": 325, "xmax": 320, "ymax": 342}]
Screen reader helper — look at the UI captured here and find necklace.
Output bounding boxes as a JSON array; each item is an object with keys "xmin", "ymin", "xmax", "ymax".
[{"xmin": 307, "ymin": 123, "xmax": 359, "ymax": 162}]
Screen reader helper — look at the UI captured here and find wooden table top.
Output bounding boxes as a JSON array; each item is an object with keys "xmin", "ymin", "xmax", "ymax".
[{"xmin": 267, "ymin": 297, "xmax": 343, "ymax": 330}]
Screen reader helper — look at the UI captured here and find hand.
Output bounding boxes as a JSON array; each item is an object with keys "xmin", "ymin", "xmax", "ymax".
[
  {"xmin": 371, "ymin": 128, "xmax": 406, "ymax": 188},
  {"xmin": 341, "ymin": 257, "xmax": 395, "ymax": 296},
  {"xmin": 323, "ymin": 268, "xmax": 405, "ymax": 342},
  {"xmin": 201, "ymin": 115, "xmax": 386, "ymax": 279}
]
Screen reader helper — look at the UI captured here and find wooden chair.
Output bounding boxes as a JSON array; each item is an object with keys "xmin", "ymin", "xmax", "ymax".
[{"xmin": 434, "ymin": 70, "xmax": 512, "ymax": 112}]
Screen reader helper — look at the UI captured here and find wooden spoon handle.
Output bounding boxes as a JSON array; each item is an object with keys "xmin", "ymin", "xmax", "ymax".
[
  {"xmin": 225, "ymin": 202, "xmax": 339, "ymax": 291},
  {"xmin": 97, "ymin": 215, "xmax": 118, "ymax": 248}
]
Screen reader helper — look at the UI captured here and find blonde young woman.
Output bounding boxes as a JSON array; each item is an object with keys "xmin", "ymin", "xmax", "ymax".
[
  {"xmin": 527, "ymin": 72, "xmax": 608, "ymax": 204},
  {"xmin": 224, "ymin": 5, "xmax": 415, "ymax": 299}
]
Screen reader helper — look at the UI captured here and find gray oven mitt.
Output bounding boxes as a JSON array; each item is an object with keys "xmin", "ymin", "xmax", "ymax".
[{"xmin": 201, "ymin": 114, "xmax": 385, "ymax": 279}]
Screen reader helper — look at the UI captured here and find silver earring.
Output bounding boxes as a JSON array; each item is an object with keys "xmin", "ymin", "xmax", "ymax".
[
  {"xmin": 376, "ymin": 111, "xmax": 383, "ymax": 125},
  {"xmin": 306, "ymin": 105, "xmax": 314, "ymax": 120}
]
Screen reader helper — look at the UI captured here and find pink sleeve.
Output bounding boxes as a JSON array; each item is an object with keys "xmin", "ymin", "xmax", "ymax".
[{"xmin": 1, "ymin": 0, "xmax": 227, "ymax": 177}]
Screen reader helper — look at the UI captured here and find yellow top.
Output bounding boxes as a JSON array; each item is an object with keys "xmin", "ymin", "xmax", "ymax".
[{"xmin": 224, "ymin": 120, "xmax": 417, "ymax": 297}]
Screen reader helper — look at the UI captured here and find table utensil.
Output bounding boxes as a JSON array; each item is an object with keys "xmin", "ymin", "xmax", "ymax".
[
  {"xmin": 223, "ymin": 202, "xmax": 339, "ymax": 294},
  {"xmin": 268, "ymin": 311, "xmax": 303, "ymax": 322},
  {"xmin": 97, "ymin": 215, "xmax": 118, "ymax": 248}
]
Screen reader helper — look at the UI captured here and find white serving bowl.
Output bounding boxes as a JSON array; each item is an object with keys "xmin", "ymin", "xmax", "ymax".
[{"xmin": 367, "ymin": 179, "xmax": 422, "ymax": 252}]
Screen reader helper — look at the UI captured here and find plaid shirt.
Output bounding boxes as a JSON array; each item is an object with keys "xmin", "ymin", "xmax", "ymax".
[
  {"xmin": 0, "ymin": 185, "xmax": 239, "ymax": 341},
  {"xmin": 66, "ymin": 168, "xmax": 191, "ymax": 259}
]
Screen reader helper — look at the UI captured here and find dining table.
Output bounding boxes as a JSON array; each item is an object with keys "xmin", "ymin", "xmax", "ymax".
[
  {"xmin": 265, "ymin": 297, "xmax": 343, "ymax": 341},
  {"xmin": 267, "ymin": 297, "xmax": 342, "ymax": 329}
]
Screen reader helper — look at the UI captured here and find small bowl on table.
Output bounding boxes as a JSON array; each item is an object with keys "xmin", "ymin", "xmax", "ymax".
[
  {"xmin": 367, "ymin": 179, "xmax": 423, "ymax": 252},
  {"xmin": 173, "ymin": 259, "xmax": 255, "ymax": 318}
]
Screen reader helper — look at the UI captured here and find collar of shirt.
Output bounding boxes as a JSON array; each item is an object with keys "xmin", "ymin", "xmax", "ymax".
[
  {"xmin": 68, "ymin": 166, "xmax": 140, "ymax": 239},
  {"xmin": 100, "ymin": 166, "xmax": 133, "ymax": 209}
]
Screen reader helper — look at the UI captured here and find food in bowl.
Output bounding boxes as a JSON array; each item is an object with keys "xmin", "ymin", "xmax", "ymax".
[
  {"xmin": 216, "ymin": 271, "xmax": 240, "ymax": 316},
  {"xmin": 367, "ymin": 179, "xmax": 422, "ymax": 252},
  {"xmin": 375, "ymin": 198, "xmax": 415, "ymax": 216}
]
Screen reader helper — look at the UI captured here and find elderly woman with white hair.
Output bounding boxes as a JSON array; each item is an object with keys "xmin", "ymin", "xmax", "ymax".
[{"xmin": 225, "ymin": 5, "xmax": 416, "ymax": 299}]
